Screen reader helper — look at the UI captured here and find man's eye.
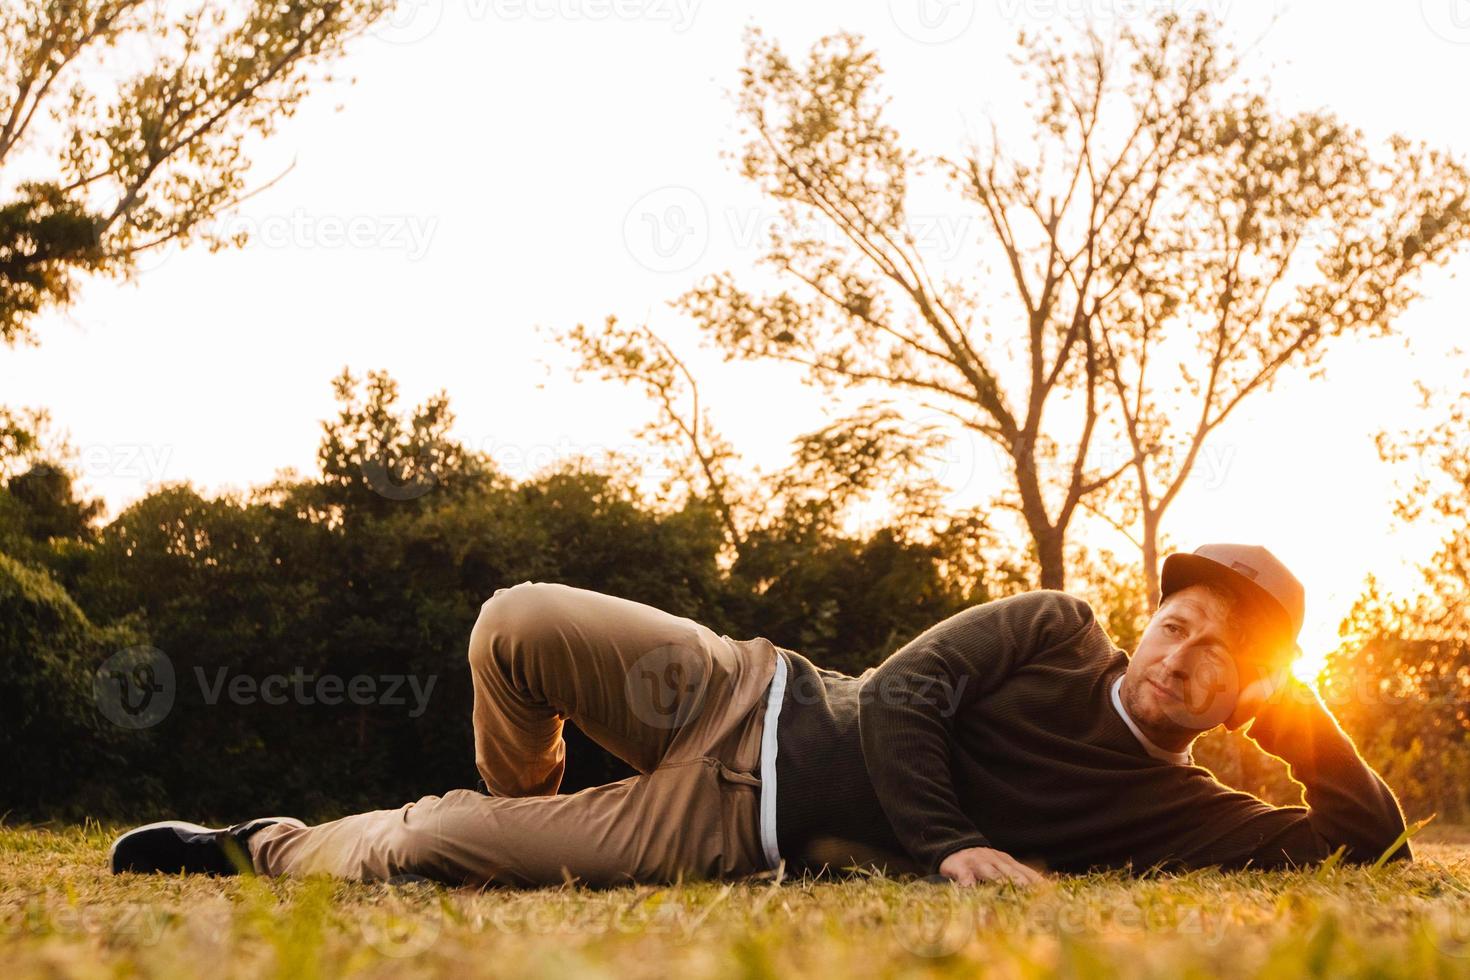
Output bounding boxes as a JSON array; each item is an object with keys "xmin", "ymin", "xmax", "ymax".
[{"xmin": 1164, "ymin": 622, "xmax": 1183, "ymax": 636}]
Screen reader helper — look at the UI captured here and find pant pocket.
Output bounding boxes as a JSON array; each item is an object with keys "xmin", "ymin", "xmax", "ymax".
[{"xmin": 710, "ymin": 759, "xmax": 765, "ymax": 878}]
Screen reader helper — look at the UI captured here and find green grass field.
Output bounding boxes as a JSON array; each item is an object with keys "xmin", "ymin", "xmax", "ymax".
[{"xmin": 5, "ymin": 822, "xmax": 1470, "ymax": 979}]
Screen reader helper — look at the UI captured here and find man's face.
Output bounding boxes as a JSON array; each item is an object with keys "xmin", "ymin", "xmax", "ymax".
[{"xmin": 1121, "ymin": 584, "xmax": 1264, "ymax": 751}]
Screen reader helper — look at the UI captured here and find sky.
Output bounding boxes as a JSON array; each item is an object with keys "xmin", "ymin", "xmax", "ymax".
[{"xmin": 4, "ymin": 0, "xmax": 1470, "ymax": 679}]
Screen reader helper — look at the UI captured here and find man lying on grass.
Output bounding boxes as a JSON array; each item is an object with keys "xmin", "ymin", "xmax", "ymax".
[{"xmin": 111, "ymin": 543, "xmax": 1411, "ymax": 888}]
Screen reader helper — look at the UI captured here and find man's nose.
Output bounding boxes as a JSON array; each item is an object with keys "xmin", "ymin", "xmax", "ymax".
[{"xmin": 1160, "ymin": 648, "xmax": 1194, "ymax": 679}]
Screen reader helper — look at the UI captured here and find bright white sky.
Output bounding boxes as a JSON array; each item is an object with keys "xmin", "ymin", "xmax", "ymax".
[{"xmin": 4, "ymin": 0, "xmax": 1469, "ymax": 676}]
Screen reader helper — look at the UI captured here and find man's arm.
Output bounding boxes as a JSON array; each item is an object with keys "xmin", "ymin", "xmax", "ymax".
[
  {"xmin": 1243, "ymin": 676, "xmax": 1412, "ymax": 866},
  {"xmin": 1175, "ymin": 677, "xmax": 1412, "ymax": 870},
  {"xmin": 856, "ymin": 590, "xmax": 1107, "ymax": 875}
]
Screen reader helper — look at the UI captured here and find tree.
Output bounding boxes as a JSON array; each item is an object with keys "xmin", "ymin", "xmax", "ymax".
[
  {"xmin": 0, "ymin": 550, "xmax": 141, "ymax": 816},
  {"xmin": 558, "ymin": 316, "xmax": 963, "ymax": 563},
  {"xmin": 0, "ymin": 0, "xmax": 389, "ymax": 346},
  {"xmin": 6, "ymin": 461, "xmax": 102, "ymax": 543},
  {"xmin": 558, "ymin": 316, "xmax": 749, "ymax": 553},
  {"xmin": 675, "ymin": 15, "xmax": 1470, "ymax": 592},
  {"xmin": 0, "ymin": 405, "xmax": 45, "ymax": 475},
  {"xmin": 1076, "ymin": 20, "xmax": 1470, "ymax": 605},
  {"xmin": 1312, "ymin": 377, "xmax": 1470, "ymax": 819},
  {"xmin": 315, "ymin": 367, "xmax": 493, "ymax": 526},
  {"xmin": 677, "ymin": 26, "xmax": 1126, "ymax": 589}
]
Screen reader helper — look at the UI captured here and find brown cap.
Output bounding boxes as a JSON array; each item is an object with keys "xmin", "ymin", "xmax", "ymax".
[{"xmin": 1158, "ymin": 543, "xmax": 1305, "ymax": 663}]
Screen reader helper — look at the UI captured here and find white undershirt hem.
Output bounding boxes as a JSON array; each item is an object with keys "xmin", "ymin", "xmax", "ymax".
[{"xmin": 758, "ymin": 652, "xmax": 787, "ymax": 870}]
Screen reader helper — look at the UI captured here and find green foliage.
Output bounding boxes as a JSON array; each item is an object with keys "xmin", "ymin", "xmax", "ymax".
[
  {"xmin": 0, "ymin": 551, "xmax": 141, "ymax": 815},
  {"xmin": 673, "ymin": 14, "xmax": 1470, "ymax": 594},
  {"xmin": 0, "ymin": 183, "xmax": 113, "ymax": 341},
  {"xmin": 0, "ymin": 0, "xmax": 391, "ymax": 345}
]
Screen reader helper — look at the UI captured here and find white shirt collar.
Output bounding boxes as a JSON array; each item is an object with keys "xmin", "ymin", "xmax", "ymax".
[{"xmin": 1110, "ymin": 675, "xmax": 1192, "ymax": 765}]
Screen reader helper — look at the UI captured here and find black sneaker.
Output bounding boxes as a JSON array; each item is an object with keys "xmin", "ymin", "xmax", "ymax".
[{"xmin": 109, "ymin": 817, "xmax": 305, "ymax": 876}]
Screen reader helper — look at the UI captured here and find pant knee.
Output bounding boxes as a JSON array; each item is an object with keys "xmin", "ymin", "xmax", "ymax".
[
  {"xmin": 469, "ymin": 581, "xmax": 559, "ymax": 672},
  {"xmin": 380, "ymin": 800, "xmax": 452, "ymax": 881}
]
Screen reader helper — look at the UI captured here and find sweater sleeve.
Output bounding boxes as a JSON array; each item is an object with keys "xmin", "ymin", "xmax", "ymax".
[
  {"xmin": 1245, "ymin": 677, "xmax": 1412, "ymax": 866},
  {"xmin": 856, "ymin": 590, "xmax": 1104, "ymax": 874},
  {"xmin": 1172, "ymin": 677, "xmax": 1413, "ymax": 870}
]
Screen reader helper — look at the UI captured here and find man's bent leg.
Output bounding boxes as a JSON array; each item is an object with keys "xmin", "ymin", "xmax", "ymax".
[
  {"xmin": 468, "ymin": 581, "xmax": 775, "ymax": 798},
  {"xmin": 250, "ymin": 723, "xmax": 769, "ymax": 887}
]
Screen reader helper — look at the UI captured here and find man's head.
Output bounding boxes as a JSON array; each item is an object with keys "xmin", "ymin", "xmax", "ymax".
[{"xmin": 1121, "ymin": 544, "xmax": 1305, "ymax": 753}]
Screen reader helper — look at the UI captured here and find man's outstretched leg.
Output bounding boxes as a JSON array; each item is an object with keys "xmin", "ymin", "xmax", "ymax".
[{"xmin": 111, "ymin": 581, "xmax": 779, "ymax": 887}]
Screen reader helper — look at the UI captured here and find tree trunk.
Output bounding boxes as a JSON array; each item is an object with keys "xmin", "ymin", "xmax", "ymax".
[
  {"xmin": 1142, "ymin": 509, "xmax": 1162, "ymax": 611},
  {"xmin": 1036, "ymin": 528, "xmax": 1066, "ymax": 591}
]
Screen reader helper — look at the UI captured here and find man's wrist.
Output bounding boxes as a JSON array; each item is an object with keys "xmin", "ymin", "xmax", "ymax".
[{"xmin": 1245, "ymin": 676, "xmax": 1327, "ymax": 750}]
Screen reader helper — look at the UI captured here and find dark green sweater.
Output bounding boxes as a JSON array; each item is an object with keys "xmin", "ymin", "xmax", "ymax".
[{"xmin": 772, "ymin": 590, "xmax": 1412, "ymax": 876}]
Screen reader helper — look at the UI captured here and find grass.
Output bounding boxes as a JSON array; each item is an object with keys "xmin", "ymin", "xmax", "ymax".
[{"xmin": 5, "ymin": 822, "xmax": 1470, "ymax": 978}]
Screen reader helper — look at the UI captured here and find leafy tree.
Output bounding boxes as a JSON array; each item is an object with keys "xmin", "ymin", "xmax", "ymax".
[
  {"xmin": 0, "ymin": 405, "xmax": 45, "ymax": 476},
  {"xmin": 672, "ymin": 15, "xmax": 1470, "ymax": 594},
  {"xmin": 1318, "ymin": 378, "xmax": 1470, "ymax": 819},
  {"xmin": 0, "ymin": 550, "xmax": 141, "ymax": 816},
  {"xmin": 559, "ymin": 317, "xmax": 970, "ymax": 565},
  {"xmin": 6, "ymin": 461, "xmax": 102, "ymax": 543},
  {"xmin": 0, "ymin": 0, "xmax": 390, "ymax": 345},
  {"xmin": 558, "ymin": 317, "xmax": 749, "ymax": 552},
  {"xmin": 315, "ymin": 367, "xmax": 494, "ymax": 526}
]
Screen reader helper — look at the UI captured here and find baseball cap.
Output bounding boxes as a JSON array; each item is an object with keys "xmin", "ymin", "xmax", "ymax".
[{"xmin": 1158, "ymin": 543, "xmax": 1305, "ymax": 664}]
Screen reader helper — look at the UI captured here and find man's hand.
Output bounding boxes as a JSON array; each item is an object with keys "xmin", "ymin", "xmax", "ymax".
[
  {"xmin": 937, "ymin": 846, "xmax": 1044, "ymax": 886},
  {"xmin": 1223, "ymin": 661, "xmax": 1295, "ymax": 732}
]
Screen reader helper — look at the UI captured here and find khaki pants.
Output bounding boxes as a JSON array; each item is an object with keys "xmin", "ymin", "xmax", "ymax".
[{"xmin": 250, "ymin": 582, "xmax": 777, "ymax": 888}]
